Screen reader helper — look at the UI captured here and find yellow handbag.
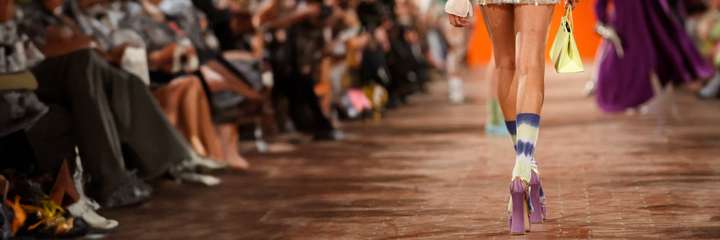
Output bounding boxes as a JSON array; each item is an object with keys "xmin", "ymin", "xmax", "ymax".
[{"xmin": 549, "ymin": 7, "xmax": 584, "ymax": 73}]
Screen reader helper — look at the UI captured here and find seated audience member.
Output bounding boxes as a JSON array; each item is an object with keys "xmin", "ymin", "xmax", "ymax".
[
  {"xmin": 0, "ymin": 0, "xmax": 117, "ymax": 230},
  {"xmin": 255, "ymin": 0, "xmax": 345, "ymax": 140},
  {"xmin": 19, "ymin": 0, "xmax": 222, "ymax": 208},
  {"xmin": 122, "ymin": 0, "xmax": 269, "ymax": 168},
  {"xmin": 66, "ymin": 0, "xmax": 228, "ymax": 166}
]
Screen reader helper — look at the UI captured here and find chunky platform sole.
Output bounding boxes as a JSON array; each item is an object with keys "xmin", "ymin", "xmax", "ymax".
[
  {"xmin": 529, "ymin": 171, "xmax": 545, "ymax": 224},
  {"xmin": 509, "ymin": 178, "xmax": 530, "ymax": 234}
]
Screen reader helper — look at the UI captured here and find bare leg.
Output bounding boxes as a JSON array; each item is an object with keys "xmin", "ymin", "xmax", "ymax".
[
  {"xmin": 206, "ymin": 60, "xmax": 262, "ymax": 100},
  {"xmin": 482, "ymin": 5, "xmax": 518, "ymax": 122},
  {"xmin": 515, "ymin": 5, "xmax": 553, "ymax": 115},
  {"xmin": 152, "ymin": 78, "xmax": 189, "ymax": 126},
  {"xmin": 196, "ymin": 86, "xmax": 225, "ymax": 161},
  {"xmin": 482, "ymin": 5, "xmax": 517, "ymax": 121},
  {"xmin": 482, "ymin": 5, "xmax": 519, "ymax": 147},
  {"xmin": 177, "ymin": 77, "xmax": 208, "ymax": 156},
  {"xmin": 217, "ymin": 124, "xmax": 250, "ymax": 170},
  {"xmin": 153, "ymin": 77, "xmax": 207, "ymax": 155},
  {"xmin": 317, "ymin": 58, "xmax": 334, "ymax": 116}
]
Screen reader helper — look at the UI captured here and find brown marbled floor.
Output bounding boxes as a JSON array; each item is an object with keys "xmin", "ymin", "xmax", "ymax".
[{"xmin": 104, "ymin": 68, "xmax": 720, "ymax": 239}]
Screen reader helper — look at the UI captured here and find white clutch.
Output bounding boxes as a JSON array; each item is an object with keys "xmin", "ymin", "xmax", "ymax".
[{"xmin": 445, "ymin": 0, "xmax": 474, "ymax": 18}]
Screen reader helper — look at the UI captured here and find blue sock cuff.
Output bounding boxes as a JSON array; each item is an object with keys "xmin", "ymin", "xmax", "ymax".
[
  {"xmin": 516, "ymin": 113, "xmax": 540, "ymax": 127},
  {"xmin": 505, "ymin": 121, "xmax": 516, "ymax": 135}
]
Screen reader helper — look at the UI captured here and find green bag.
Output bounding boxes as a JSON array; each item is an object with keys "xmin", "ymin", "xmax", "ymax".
[{"xmin": 549, "ymin": 8, "xmax": 584, "ymax": 73}]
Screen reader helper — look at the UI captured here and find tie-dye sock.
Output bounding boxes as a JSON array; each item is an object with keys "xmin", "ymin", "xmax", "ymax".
[
  {"xmin": 506, "ymin": 120, "xmax": 540, "ymax": 175},
  {"xmin": 512, "ymin": 113, "xmax": 540, "ymax": 183},
  {"xmin": 505, "ymin": 120, "xmax": 517, "ymax": 149}
]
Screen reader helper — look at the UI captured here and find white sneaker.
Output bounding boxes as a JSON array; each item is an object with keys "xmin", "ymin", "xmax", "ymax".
[{"xmin": 67, "ymin": 199, "xmax": 119, "ymax": 231}]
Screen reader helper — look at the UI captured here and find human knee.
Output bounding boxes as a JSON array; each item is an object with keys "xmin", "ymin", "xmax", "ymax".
[
  {"xmin": 494, "ymin": 57, "xmax": 516, "ymax": 71},
  {"xmin": 517, "ymin": 61, "xmax": 544, "ymax": 76}
]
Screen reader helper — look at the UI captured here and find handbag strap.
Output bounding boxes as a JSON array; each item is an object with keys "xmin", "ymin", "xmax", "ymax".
[{"xmin": 563, "ymin": 7, "xmax": 574, "ymax": 33}]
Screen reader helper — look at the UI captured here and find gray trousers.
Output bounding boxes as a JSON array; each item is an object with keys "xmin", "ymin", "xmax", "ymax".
[{"xmin": 27, "ymin": 49, "xmax": 192, "ymax": 200}]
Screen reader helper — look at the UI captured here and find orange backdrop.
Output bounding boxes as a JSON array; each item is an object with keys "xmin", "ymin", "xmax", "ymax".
[{"xmin": 467, "ymin": 1, "xmax": 601, "ymax": 67}]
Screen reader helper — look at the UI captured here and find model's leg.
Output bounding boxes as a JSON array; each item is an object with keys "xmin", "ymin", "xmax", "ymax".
[
  {"xmin": 513, "ymin": 4, "xmax": 554, "ymax": 226},
  {"xmin": 513, "ymin": 4, "xmax": 553, "ymax": 183},
  {"xmin": 482, "ymin": 5, "xmax": 533, "ymax": 234},
  {"xmin": 481, "ymin": 5, "xmax": 519, "ymax": 146}
]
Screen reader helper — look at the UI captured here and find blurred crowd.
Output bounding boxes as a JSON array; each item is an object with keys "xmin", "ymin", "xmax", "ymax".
[
  {"xmin": 591, "ymin": 0, "xmax": 720, "ymax": 115},
  {"xmin": 0, "ymin": 0, "xmax": 465, "ymax": 237},
  {"xmin": 686, "ymin": 0, "xmax": 720, "ymax": 99}
]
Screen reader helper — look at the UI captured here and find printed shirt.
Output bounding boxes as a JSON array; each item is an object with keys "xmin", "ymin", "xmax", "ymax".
[{"xmin": 0, "ymin": 18, "xmax": 45, "ymax": 74}]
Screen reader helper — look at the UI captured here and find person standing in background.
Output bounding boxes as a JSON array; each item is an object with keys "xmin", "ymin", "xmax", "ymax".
[{"xmin": 594, "ymin": 0, "xmax": 713, "ymax": 113}]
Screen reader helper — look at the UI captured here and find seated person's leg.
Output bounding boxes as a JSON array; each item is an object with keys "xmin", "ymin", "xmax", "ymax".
[
  {"xmin": 91, "ymin": 51, "xmax": 223, "ymax": 178},
  {"xmin": 205, "ymin": 60, "xmax": 262, "ymax": 100},
  {"xmin": 153, "ymin": 76, "xmax": 209, "ymax": 157},
  {"xmin": 30, "ymin": 50, "xmax": 150, "ymax": 207}
]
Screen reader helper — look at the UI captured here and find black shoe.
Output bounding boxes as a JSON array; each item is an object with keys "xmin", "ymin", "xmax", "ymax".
[
  {"xmin": 313, "ymin": 129, "xmax": 345, "ymax": 141},
  {"xmin": 102, "ymin": 174, "xmax": 152, "ymax": 209}
]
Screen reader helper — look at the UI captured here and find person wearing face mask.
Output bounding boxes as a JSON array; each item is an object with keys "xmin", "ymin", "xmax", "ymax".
[{"xmin": 17, "ymin": 0, "xmax": 228, "ymax": 208}]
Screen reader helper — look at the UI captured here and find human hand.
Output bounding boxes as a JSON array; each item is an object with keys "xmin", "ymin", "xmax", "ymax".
[
  {"xmin": 596, "ymin": 24, "xmax": 624, "ymax": 58},
  {"xmin": 448, "ymin": 14, "xmax": 470, "ymax": 28}
]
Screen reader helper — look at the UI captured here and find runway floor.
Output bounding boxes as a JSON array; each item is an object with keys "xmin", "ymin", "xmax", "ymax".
[{"xmin": 106, "ymin": 69, "xmax": 720, "ymax": 239}]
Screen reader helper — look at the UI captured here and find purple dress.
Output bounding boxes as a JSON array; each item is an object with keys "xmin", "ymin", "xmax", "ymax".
[{"xmin": 595, "ymin": 0, "xmax": 713, "ymax": 112}]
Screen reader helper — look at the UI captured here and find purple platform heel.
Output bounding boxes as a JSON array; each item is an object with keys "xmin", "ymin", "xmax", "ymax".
[
  {"xmin": 529, "ymin": 171, "xmax": 546, "ymax": 224},
  {"xmin": 509, "ymin": 178, "xmax": 530, "ymax": 234}
]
